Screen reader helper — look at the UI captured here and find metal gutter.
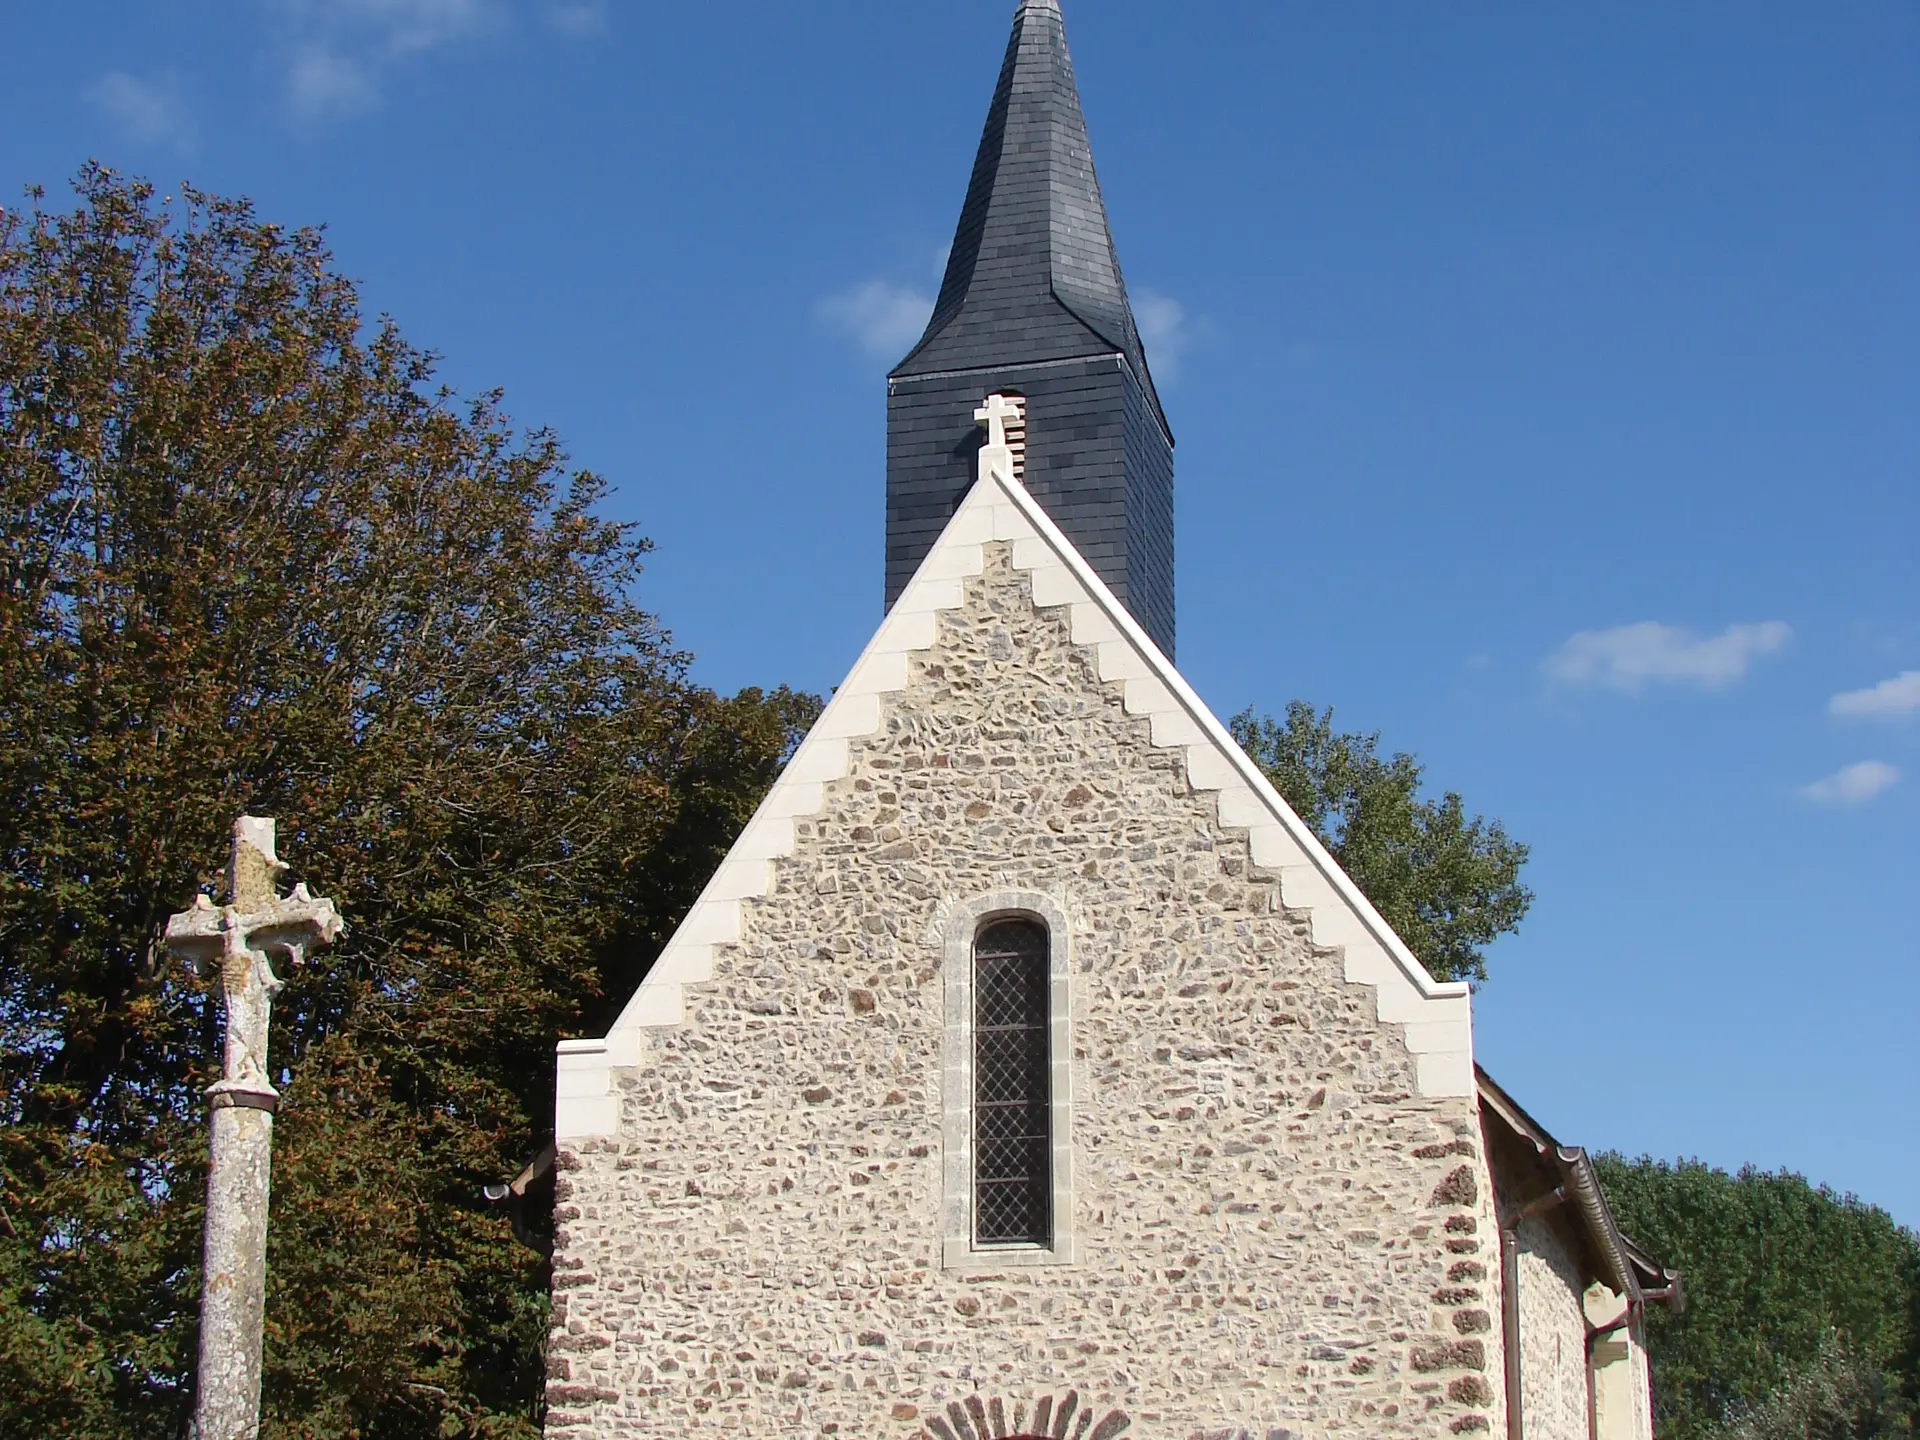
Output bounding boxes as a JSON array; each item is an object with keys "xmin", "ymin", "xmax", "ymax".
[
  {"xmin": 1477, "ymin": 1067, "xmax": 1647, "ymax": 1304},
  {"xmin": 1477, "ymin": 1065, "xmax": 1684, "ymax": 1440},
  {"xmin": 1555, "ymin": 1145, "xmax": 1642, "ymax": 1306}
]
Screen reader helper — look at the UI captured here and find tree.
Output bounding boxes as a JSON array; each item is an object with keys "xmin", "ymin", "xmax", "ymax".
[
  {"xmin": 1594, "ymin": 1155, "xmax": 1920, "ymax": 1440},
  {"xmin": 1229, "ymin": 702, "xmax": 1532, "ymax": 983},
  {"xmin": 0, "ymin": 167, "xmax": 816, "ymax": 1437},
  {"xmin": 1716, "ymin": 1334, "xmax": 1908, "ymax": 1440}
]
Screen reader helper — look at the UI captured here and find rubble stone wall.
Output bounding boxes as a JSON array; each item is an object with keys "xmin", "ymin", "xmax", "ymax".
[
  {"xmin": 1514, "ymin": 1214, "xmax": 1590, "ymax": 1440},
  {"xmin": 547, "ymin": 549, "xmax": 1504, "ymax": 1440}
]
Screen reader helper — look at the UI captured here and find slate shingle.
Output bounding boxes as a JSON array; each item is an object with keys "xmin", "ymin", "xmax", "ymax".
[{"xmin": 884, "ymin": 0, "xmax": 1176, "ymax": 658}]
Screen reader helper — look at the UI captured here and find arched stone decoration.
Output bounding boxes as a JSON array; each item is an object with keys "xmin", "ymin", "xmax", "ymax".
[{"xmin": 922, "ymin": 1389, "xmax": 1130, "ymax": 1440}]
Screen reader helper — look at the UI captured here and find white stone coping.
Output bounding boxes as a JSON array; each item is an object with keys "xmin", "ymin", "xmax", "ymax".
[{"xmin": 554, "ymin": 442, "xmax": 1475, "ymax": 1140}]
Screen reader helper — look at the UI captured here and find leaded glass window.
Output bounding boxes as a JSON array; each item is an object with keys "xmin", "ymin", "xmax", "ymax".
[{"xmin": 972, "ymin": 917, "xmax": 1051, "ymax": 1245}]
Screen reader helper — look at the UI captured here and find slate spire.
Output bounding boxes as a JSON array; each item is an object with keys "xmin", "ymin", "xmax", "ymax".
[
  {"xmin": 886, "ymin": 0, "xmax": 1177, "ymax": 657},
  {"xmin": 894, "ymin": 0, "xmax": 1167, "ymax": 435}
]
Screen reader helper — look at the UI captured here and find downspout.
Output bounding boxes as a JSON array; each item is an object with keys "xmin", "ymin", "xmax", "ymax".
[
  {"xmin": 1500, "ymin": 1186, "xmax": 1566, "ymax": 1440},
  {"xmin": 1586, "ymin": 1309, "xmax": 1633, "ymax": 1350},
  {"xmin": 1640, "ymin": 1282, "xmax": 1683, "ymax": 1311}
]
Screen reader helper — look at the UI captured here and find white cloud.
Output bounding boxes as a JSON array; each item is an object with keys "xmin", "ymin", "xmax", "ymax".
[
  {"xmin": 1830, "ymin": 670, "xmax": 1920, "ymax": 720},
  {"xmin": 275, "ymin": 0, "xmax": 501, "ymax": 116},
  {"xmin": 83, "ymin": 72, "xmax": 196, "ymax": 151},
  {"xmin": 288, "ymin": 47, "xmax": 378, "ymax": 116},
  {"xmin": 1800, "ymin": 760, "xmax": 1900, "ymax": 806},
  {"xmin": 546, "ymin": 0, "xmax": 607, "ymax": 35},
  {"xmin": 317, "ymin": 0, "xmax": 497, "ymax": 55},
  {"xmin": 817, "ymin": 280, "xmax": 934, "ymax": 361},
  {"xmin": 1133, "ymin": 287, "xmax": 1190, "ymax": 384},
  {"xmin": 1543, "ymin": 620, "xmax": 1791, "ymax": 693}
]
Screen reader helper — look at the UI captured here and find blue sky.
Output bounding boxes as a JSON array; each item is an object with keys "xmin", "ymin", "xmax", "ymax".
[{"xmin": 7, "ymin": 2, "xmax": 1916, "ymax": 1226}]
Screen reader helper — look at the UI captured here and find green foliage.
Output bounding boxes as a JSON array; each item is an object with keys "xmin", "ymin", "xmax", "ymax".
[
  {"xmin": 1716, "ymin": 1333, "xmax": 1909, "ymax": 1440},
  {"xmin": 1594, "ymin": 1155, "xmax": 1920, "ymax": 1440},
  {"xmin": 0, "ymin": 168, "xmax": 817, "ymax": 1437},
  {"xmin": 1228, "ymin": 701, "xmax": 1532, "ymax": 983}
]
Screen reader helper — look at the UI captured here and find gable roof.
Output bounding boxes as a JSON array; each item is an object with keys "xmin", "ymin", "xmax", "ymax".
[
  {"xmin": 892, "ymin": 0, "xmax": 1168, "ymax": 443},
  {"xmin": 556, "ymin": 438, "xmax": 1474, "ymax": 1138}
]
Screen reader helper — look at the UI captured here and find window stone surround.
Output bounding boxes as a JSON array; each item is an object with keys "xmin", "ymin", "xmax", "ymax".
[{"xmin": 940, "ymin": 891, "xmax": 1075, "ymax": 1270}]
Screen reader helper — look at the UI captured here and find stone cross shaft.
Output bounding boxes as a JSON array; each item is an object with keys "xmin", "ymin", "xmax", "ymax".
[
  {"xmin": 975, "ymin": 392, "xmax": 1023, "ymax": 450},
  {"xmin": 166, "ymin": 817, "xmax": 341, "ymax": 1440}
]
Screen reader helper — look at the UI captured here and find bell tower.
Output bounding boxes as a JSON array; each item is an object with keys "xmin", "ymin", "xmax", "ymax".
[{"xmin": 886, "ymin": 0, "xmax": 1175, "ymax": 657}]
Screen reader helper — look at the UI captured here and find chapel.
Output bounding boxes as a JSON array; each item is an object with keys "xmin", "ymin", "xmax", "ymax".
[{"xmin": 543, "ymin": 5, "xmax": 1676, "ymax": 1438}]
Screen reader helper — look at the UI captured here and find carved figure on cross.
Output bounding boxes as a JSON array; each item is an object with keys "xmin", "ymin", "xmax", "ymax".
[{"xmin": 975, "ymin": 392, "xmax": 1023, "ymax": 450}]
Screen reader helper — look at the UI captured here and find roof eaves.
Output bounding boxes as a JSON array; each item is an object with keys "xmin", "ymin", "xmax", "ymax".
[
  {"xmin": 1557, "ymin": 1144, "xmax": 1641, "ymax": 1306},
  {"xmin": 1476, "ymin": 1065, "xmax": 1649, "ymax": 1305}
]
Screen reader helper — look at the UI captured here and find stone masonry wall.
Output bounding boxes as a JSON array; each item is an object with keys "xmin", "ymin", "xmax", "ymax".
[
  {"xmin": 1514, "ymin": 1215, "xmax": 1590, "ymax": 1440},
  {"xmin": 548, "ymin": 547, "xmax": 1506, "ymax": 1440}
]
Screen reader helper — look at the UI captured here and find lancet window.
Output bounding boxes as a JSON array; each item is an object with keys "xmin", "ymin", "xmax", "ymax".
[{"xmin": 972, "ymin": 917, "xmax": 1053, "ymax": 1246}]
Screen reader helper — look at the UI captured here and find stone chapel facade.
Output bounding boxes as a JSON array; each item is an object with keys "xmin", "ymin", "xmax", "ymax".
[{"xmin": 543, "ymin": 5, "xmax": 1675, "ymax": 1438}]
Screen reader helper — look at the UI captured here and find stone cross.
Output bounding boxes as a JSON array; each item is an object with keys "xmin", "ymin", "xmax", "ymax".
[
  {"xmin": 974, "ymin": 392, "xmax": 1024, "ymax": 450},
  {"xmin": 166, "ymin": 817, "xmax": 342, "ymax": 1440}
]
